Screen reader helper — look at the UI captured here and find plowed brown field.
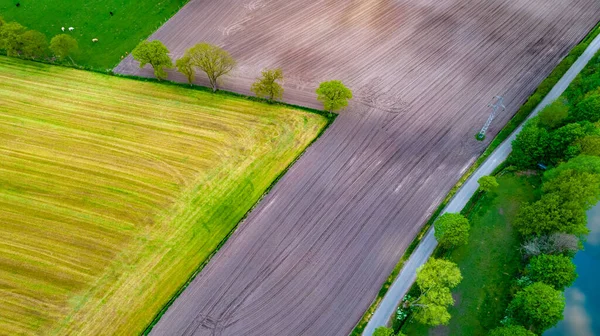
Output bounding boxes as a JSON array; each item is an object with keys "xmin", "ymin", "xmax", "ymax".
[{"xmin": 115, "ymin": 0, "xmax": 600, "ymax": 335}]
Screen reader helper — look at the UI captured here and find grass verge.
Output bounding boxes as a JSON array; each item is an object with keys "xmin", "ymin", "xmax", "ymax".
[{"xmin": 349, "ymin": 20, "xmax": 600, "ymax": 336}]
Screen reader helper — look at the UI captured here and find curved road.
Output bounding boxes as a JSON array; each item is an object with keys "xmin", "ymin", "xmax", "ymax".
[
  {"xmin": 364, "ymin": 31, "xmax": 600, "ymax": 336},
  {"xmin": 114, "ymin": 0, "xmax": 600, "ymax": 335}
]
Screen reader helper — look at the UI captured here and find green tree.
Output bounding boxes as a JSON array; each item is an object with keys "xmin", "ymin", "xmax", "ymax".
[
  {"xmin": 175, "ymin": 55, "xmax": 194, "ymax": 84},
  {"xmin": 0, "ymin": 21, "xmax": 26, "ymax": 56},
  {"xmin": 577, "ymin": 135, "xmax": 600, "ymax": 156},
  {"xmin": 538, "ymin": 100, "xmax": 569, "ymax": 129},
  {"xmin": 543, "ymin": 169, "xmax": 600, "ymax": 209},
  {"xmin": 508, "ymin": 282, "xmax": 565, "ymax": 334},
  {"xmin": 131, "ymin": 40, "xmax": 172, "ymax": 80},
  {"xmin": 544, "ymin": 155, "xmax": 600, "ymax": 181},
  {"xmin": 510, "ymin": 118, "xmax": 549, "ymax": 169},
  {"xmin": 316, "ymin": 80, "xmax": 353, "ymax": 114},
  {"xmin": 49, "ymin": 34, "xmax": 78, "ymax": 62},
  {"xmin": 408, "ymin": 258, "xmax": 462, "ymax": 326},
  {"xmin": 488, "ymin": 325, "xmax": 535, "ymax": 336},
  {"xmin": 526, "ymin": 254, "xmax": 577, "ymax": 290},
  {"xmin": 434, "ymin": 213, "xmax": 470, "ymax": 249},
  {"xmin": 373, "ymin": 326, "xmax": 395, "ymax": 336},
  {"xmin": 546, "ymin": 122, "xmax": 595, "ymax": 164},
  {"xmin": 20, "ymin": 30, "xmax": 47, "ymax": 59},
  {"xmin": 251, "ymin": 68, "xmax": 284, "ymax": 102},
  {"xmin": 514, "ymin": 193, "xmax": 588, "ymax": 236},
  {"xmin": 477, "ymin": 175, "xmax": 499, "ymax": 193},
  {"xmin": 184, "ymin": 43, "xmax": 236, "ymax": 92},
  {"xmin": 570, "ymin": 92, "xmax": 600, "ymax": 123}
]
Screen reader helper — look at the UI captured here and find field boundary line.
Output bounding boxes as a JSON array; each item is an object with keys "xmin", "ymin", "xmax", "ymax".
[{"xmin": 351, "ymin": 21, "xmax": 600, "ymax": 336}]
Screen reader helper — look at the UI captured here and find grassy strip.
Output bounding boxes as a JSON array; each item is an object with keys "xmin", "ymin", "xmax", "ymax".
[
  {"xmin": 141, "ymin": 108, "xmax": 336, "ymax": 336},
  {"xmin": 349, "ymin": 21, "xmax": 600, "ymax": 336}
]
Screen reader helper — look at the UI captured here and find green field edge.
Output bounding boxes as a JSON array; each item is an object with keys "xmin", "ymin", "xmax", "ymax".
[{"xmin": 348, "ymin": 20, "xmax": 600, "ymax": 336}]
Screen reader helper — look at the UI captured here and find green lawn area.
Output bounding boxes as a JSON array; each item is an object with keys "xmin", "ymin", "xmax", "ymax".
[
  {"xmin": 0, "ymin": 0, "xmax": 187, "ymax": 69},
  {"xmin": 402, "ymin": 173, "xmax": 540, "ymax": 336},
  {"xmin": 0, "ymin": 56, "xmax": 328, "ymax": 335}
]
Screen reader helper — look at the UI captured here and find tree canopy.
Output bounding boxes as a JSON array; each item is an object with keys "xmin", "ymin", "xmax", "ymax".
[
  {"xmin": 316, "ymin": 80, "xmax": 353, "ymax": 114},
  {"xmin": 175, "ymin": 55, "xmax": 194, "ymax": 84},
  {"xmin": 477, "ymin": 175, "xmax": 499, "ymax": 193},
  {"xmin": 20, "ymin": 30, "xmax": 47, "ymax": 59},
  {"xmin": 411, "ymin": 258, "xmax": 462, "ymax": 326},
  {"xmin": 514, "ymin": 193, "xmax": 588, "ymax": 236},
  {"xmin": 508, "ymin": 282, "xmax": 565, "ymax": 334},
  {"xmin": 373, "ymin": 326, "xmax": 395, "ymax": 336},
  {"xmin": 577, "ymin": 135, "xmax": 600, "ymax": 156},
  {"xmin": 509, "ymin": 118, "xmax": 550, "ymax": 169},
  {"xmin": 184, "ymin": 43, "xmax": 236, "ymax": 92},
  {"xmin": 434, "ymin": 213, "xmax": 470, "ymax": 249},
  {"xmin": 49, "ymin": 34, "xmax": 78, "ymax": 61},
  {"xmin": 544, "ymin": 155, "xmax": 600, "ymax": 180},
  {"xmin": 488, "ymin": 325, "xmax": 536, "ymax": 336},
  {"xmin": 570, "ymin": 92, "xmax": 600, "ymax": 123},
  {"xmin": 0, "ymin": 21, "xmax": 27, "ymax": 56},
  {"xmin": 538, "ymin": 100, "xmax": 569, "ymax": 129},
  {"xmin": 526, "ymin": 254, "xmax": 577, "ymax": 290},
  {"xmin": 542, "ymin": 169, "xmax": 600, "ymax": 210},
  {"xmin": 131, "ymin": 40, "xmax": 172, "ymax": 80},
  {"xmin": 251, "ymin": 68, "xmax": 284, "ymax": 102}
]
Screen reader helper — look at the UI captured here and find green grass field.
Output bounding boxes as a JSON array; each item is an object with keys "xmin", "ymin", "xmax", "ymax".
[
  {"xmin": 402, "ymin": 174, "xmax": 540, "ymax": 336},
  {"xmin": 0, "ymin": 0, "xmax": 187, "ymax": 69},
  {"xmin": 0, "ymin": 56, "xmax": 327, "ymax": 335}
]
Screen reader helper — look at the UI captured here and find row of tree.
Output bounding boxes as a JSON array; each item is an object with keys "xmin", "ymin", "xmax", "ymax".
[
  {"xmin": 131, "ymin": 40, "xmax": 353, "ymax": 114},
  {"xmin": 0, "ymin": 17, "xmax": 78, "ymax": 62},
  {"xmin": 486, "ymin": 52, "xmax": 600, "ymax": 336}
]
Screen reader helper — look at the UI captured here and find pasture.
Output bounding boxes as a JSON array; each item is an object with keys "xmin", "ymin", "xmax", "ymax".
[
  {"xmin": 0, "ymin": 0, "xmax": 187, "ymax": 68},
  {"xmin": 0, "ymin": 56, "xmax": 327, "ymax": 335}
]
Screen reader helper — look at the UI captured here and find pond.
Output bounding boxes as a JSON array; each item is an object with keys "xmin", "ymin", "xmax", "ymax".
[{"xmin": 545, "ymin": 204, "xmax": 600, "ymax": 336}]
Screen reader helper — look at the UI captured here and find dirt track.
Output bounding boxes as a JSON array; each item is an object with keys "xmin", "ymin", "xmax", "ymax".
[{"xmin": 115, "ymin": 1, "xmax": 600, "ymax": 335}]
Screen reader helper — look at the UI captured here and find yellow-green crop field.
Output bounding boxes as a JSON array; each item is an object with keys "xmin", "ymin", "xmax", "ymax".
[{"xmin": 0, "ymin": 56, "xmax": 327, "ymax": 335}]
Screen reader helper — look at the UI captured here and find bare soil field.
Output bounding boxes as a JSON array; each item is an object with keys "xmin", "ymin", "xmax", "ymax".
[{"xmin": 115, "ymin": 0, "xmax": 600, "ymax": 335}]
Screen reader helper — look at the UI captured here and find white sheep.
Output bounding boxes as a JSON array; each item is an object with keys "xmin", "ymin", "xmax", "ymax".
[
  {"xmin": 92, "ymin": 38, "xmax": 98, "ymax": 43},
  {"xmin": 68, "ymin": 27, "xmax": 74, "ymax": 31},
  {"xmin": 61, "ymin": 27, "xmax": 65, "ymax": 31}
]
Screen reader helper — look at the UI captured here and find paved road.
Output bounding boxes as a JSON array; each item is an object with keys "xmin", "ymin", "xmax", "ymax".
[
  {"xmin": 363, "ymin": 31, "xmax": 600, "ymax": 336},
  {"xmin": 113, "ymin": 1, "xmax": 600, "ymax": 335}
]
